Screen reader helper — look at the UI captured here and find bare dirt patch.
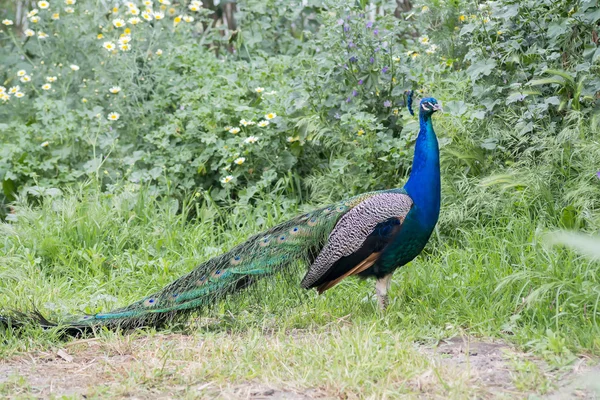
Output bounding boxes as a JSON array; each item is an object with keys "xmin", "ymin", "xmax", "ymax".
[
  {"xmin": 422, "ymin": 337, "xmax": 600, "ymax": 399},
  {"xmin": 0, "ymin": 333, "xmax": 597, "ymax": 399},
  {"xmin": 424, "ymin": 337, "xmax": 518, "ymax": 391},
  {"xmin": 541, "ymin": 363, "xmax": 600, "ymax": 400},
  {"xmin": 0, "ymin": 335, "xmax": 326, "ymax": 399}
]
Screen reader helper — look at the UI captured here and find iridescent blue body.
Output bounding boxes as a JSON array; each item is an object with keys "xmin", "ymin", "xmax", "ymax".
[{"xmin": 364, "ymin": 97, "xmax": 441, "ymax": 278}]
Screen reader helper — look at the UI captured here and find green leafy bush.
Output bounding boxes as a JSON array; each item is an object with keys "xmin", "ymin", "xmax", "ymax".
[
  {"xmin": 1, "ymin": 0, "xmax": 599, "ymax": 222},
  {"xmin": 424, "ymin": 0, "xmax": 600, "ymax": 122},
  {"xmin": 0, "ymin": 1, "xmax": 422, "ymax": 203}
]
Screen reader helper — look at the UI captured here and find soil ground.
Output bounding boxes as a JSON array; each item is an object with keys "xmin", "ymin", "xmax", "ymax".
[{"xmin": 1, "ymin": 333, "xmax": 598, "ymax": 399}]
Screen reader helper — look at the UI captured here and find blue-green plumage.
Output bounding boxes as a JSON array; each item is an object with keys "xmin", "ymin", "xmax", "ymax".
[
  {"xmin": 369, "ymin": 97, "xmax": 442, "ymax": 277},
  {"xmin": 0, "ymin": 97, "xmax": 442, "ymax": 334}
]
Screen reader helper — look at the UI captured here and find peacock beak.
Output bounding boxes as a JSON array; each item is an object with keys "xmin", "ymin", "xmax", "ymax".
[{"xmin": 432, "ymin": 103, "xmax": 443, "ymax": 112}]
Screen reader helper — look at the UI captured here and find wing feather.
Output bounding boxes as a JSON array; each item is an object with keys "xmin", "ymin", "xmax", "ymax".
[
  {"xmin": 301, "ymin": 192, "xmax": 413, "ymax": 289},
  {"xmin": 316, "ymin": 251, "xmax": 381, "ymax": 294}
]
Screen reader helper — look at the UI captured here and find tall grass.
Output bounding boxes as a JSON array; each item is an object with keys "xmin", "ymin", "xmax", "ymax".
[{"xmin": 1, "ymin": 169, "xmax": 599, "ymax": 361}]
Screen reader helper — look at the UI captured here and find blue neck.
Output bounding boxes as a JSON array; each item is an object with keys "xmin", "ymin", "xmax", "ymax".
[{"xmin": 403, "ymin": 113, "xmax": 441, "ymax": 229}]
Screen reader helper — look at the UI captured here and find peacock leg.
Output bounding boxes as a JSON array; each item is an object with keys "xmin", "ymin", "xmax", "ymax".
[{"xmin": 375, "ymin": 274, "xmax": 393, "ymax": 310}]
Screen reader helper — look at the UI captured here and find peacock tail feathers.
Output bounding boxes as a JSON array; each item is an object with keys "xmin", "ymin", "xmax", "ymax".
[{"xmin": 4, "ymin": 189, "xmax": 397, "ymax": 332}]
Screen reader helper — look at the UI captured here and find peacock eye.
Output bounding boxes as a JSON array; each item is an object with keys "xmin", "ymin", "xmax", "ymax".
[
  {"xmin": 196, "ymin": 276, "xmax": 207, "ymax": 286},
  {"xmin": 231, "ymin": 255, "xmax": 243, "ymax": 265},
  {"xmin": 143, "ymin": 298, "xmax": 157, "ymax": 307}
]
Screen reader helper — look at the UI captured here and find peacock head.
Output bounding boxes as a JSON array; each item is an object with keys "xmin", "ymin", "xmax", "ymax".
[{"xmin": 419, "ymin": 97, "xmax": 442, "ymax": 118}]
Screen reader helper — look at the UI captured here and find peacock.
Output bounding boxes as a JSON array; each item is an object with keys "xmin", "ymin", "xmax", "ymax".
[{"xmin": 0, "ymin": 96, "xmax": 442, "ymax": 335}]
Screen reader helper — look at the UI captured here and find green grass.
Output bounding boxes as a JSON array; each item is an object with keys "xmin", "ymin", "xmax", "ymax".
[
  {"xmin": 0, "ymin": 164, "xmax": 599, "ymax": 396},
  {"xmin": 1, "ymin": 179, "xmax": 599, "ymax": 354},
  {"xmin": 0, "ymin": 328, "xmax": 531, "ymax": 398}
]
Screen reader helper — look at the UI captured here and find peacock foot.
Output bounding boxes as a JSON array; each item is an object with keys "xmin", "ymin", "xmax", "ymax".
[{"xmin": 375, "ymin": 274, "xmax": 393, "ymax": 310}]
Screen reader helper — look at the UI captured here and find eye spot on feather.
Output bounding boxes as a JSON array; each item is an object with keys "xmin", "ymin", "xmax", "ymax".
[
  {"xmin": 231, "ymin": 255, "xmax": 242, "ymax": 265},
  {"xmin": 143, "ymin": 298, "xmax": 156, "ymax": 307},
  {"xmin": 307, "ymin": 217, "xmax": 318, "ymax": 227},
  {"xmin": 81, "ymin": 316, "xmax": 92, "ymax": 320},
  {"xmin": 289, "ymin": 226, "xmax": 300, "ymax": 235},
  {"xmin": 336, "ymin": 205, "xmax": 346, "ymax": 212},
  {"xmin": 171, "ymin": 293, "xmax": 179, "ymax": 299},
  {"xmin": 259, "ymin": 236, "xmax": 271, "ymax": 247},
  {"xmin": 278, "ymin": 235, "xmax": 287, "ymax": 243},
  {"xmin": 211, "ymin": 269, "xmax": 222, "ymax": 278},
  {"xmin": 196, "ymin": 275, "xmax": 207, "ymax": 286},
  {"xmin": 299, "ymin": 213, "xmax": 310, "ymax": 221}
]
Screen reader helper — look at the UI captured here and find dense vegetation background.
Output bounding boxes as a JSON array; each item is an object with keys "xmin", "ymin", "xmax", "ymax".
[{"xmin": 1, "ymin": 0, "xmax": 600, "ymax": 368}]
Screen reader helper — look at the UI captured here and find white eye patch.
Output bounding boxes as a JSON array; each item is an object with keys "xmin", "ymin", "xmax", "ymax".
[{"xmin": 422, "ymin": 104, "xmax": 431, "ymax": 111}]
